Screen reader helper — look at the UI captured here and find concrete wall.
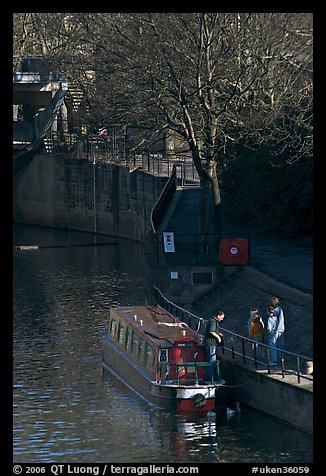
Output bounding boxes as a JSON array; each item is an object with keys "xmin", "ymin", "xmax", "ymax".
[
  {"xmin": 221, "ymin": 356, "xmax": 313, "ymax": 434},
  {"xmin": 148, "ymin": 265, "xmax": 238, "ymax": 307},
  {"xmin": 13, "ymin": 154, "xmax": 167, "ymax": 242}
]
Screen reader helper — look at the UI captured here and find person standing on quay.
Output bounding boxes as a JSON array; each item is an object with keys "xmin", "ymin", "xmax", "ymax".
[
  {"xmin": 270, "ymin": 296, "xmax": 285, "ymax": 364},
  {"xmin": 203, "ymin": 311, "xmax": 225, "ymax": 381},
  {"xmin": 247, "ymin": 308, "xmax": 259, "ymax": 334},
  {"xmin": 248, "ymin": 309, "xmax": 265, "ymax": 363},
  {"xmin": 266, "ymin": 305, "xmax": 278, "ymax": 365}
]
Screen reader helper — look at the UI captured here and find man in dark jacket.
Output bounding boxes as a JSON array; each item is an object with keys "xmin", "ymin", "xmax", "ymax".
[{"xmin": 203, "ymin": 311, "xmax": 225, "ymax": 381}]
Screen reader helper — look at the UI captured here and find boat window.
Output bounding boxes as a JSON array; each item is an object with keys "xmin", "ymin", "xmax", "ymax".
[
  {"xmin": 151, "ymin": 353, "xmax": 156, "ymax": 371},
  {"xmin": 144, "ymin": 342, "xmax": 154, "ymax": 370},
  {"xmin": 159, "ymin": 349, "xmax": 168, "ymax": 362},
  {"xmin": 138, "ymin": 337, "xmax": 145, "ymax": 361},
  {"xmin": 131, "ymin": 331, "xmax": 139, "ymax": 358},
  {"xmin": 109, "ymin": 317, "xmax": 117, "ymax": 337},
  {"xmin": 117, "ymin": 322, "xmax": 124, "ymax": 345},
  {"xmin": 125, "ymin": 326, "xmax": 132, "ymax": 351}
]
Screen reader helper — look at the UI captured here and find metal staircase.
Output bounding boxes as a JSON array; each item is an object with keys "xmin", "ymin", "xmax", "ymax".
[{"xmin": 13, "ymin": 88, "xmax": 67, "ymax": 175}]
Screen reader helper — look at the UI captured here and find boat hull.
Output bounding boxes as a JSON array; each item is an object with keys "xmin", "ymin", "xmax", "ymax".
[
  {"xmin": 151, "ymin": 381, "xmax": 223, "ymax": 412},
  {"xmin": 102, "ymin": 335, "xmax": 224, "ymax": 413},
  {"xmin": 102, "ymin": 336, "xmax": 154, "ymax": 406}
]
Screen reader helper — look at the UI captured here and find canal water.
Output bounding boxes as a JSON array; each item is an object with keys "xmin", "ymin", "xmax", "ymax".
[{"xmin": 13, "ymin": 225, "xmax": 313, "ymax": 464}]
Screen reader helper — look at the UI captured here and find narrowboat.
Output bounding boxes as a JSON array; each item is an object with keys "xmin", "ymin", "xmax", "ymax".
[{"xmin": 102, "ymin": 305, "xmax": 225, "ymax": 413}]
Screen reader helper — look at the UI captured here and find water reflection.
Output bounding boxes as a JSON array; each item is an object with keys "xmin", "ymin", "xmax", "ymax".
[
  {"xmin": 13, "ymin": 225, "xmax": 313, "ymax": 463},
  {"xmin": 147, "ymin": 404, "xmax": 313, "ymax": 464}
]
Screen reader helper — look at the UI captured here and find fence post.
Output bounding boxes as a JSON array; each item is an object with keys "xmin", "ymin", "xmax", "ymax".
[
  {"xmin": 296, "ymin": 356, "xmax": 301, "ymax": 384},
  {"xmin": 267, "ymin": 348, "xmax": 271, "ymax": 374},
  {"xmin": 242, "ymin": 338, "xmax": 246, "ymax": 364},
  {"xmin": 254, "ymin": 343, "xmax": 258, "ymax": 368},
  {"xmin": 281, "ymin": 358, "xmax": 285, "ymax": 378}
]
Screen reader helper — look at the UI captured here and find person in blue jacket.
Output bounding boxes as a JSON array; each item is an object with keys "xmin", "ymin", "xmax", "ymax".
[
  {"xmin": 270, "ymin": 297, "xmax": 285, "ymax": 363},
  {"xmin": 266, "ymin": 305, "xmax": 278, "ymax": 365}
]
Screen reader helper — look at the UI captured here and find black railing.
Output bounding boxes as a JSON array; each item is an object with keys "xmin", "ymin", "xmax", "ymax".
[
  {"xmin": 152, "ymin": 286, "xmax": 313, "ymax": 384},
  {"xmin": 157, "ymin": 360, "xmax": 222, "ymax": 385},
  {"xmin": 35, "ymin": 131, "xmax": 199, "ymax": 183},
  {"xmin": 13, "ymin": 55, "xmax": 66, "ymax": 82},
  {"xmin": 151, "ymin": 164, "xmax": 177, "ymax": 233}
]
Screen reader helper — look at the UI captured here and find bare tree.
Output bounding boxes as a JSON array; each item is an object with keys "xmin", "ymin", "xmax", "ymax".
[
  {"xmin": 90, "ymin": 12, "xmax": 312, "ymax": 239},
  {"xmin": 13, "ymin": 12, "xmax": 312, "ymax": 240}
]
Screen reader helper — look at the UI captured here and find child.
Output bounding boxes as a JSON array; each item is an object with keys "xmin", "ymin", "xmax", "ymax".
[{"xmin": 249, "ymin": 310, "xmax": 264, "ymax": 362}]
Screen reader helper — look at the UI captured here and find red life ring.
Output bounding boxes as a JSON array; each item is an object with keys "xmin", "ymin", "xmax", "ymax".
[{"xmin": 219, "ymin": 237, "xmax": 249, "ymax": 265}]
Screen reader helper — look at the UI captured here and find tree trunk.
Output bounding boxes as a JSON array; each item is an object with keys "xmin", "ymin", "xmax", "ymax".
[
  {"xmin": 191, "ymin": 145, "xmax": 222, "ymax": 254},
  {"xmin": 210, "ymin": 164, "xmax": 222, "ymax": 240},
  {"xmin": 199, "ymin": 176, "xmax": 211, "ymax": 254}
]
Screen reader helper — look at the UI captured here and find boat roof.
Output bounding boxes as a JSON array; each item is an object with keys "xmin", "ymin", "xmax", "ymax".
[{"xmin": 110, "ymin": 305, "xmax": 202, "ymax": 347}]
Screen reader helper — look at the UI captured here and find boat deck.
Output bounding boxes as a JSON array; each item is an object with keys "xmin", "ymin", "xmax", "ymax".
[{"xmin": 111, "ymin": 305, "xmax": 202, "ymax": 345}]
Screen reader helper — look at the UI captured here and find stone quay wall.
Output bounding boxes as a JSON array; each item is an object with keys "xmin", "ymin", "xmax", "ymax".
[{"xmin": 13, "ymin": 154, "xmax": 167, "ymax": 242}]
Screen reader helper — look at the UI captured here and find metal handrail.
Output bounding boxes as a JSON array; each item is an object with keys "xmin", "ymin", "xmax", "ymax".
[
  {"xmin": 152, "ymin": 285, "xmax": 313, "ymax": 384},
  {"xmin": 151, "ymin": 164, "xmax": 177, "ymax": 234},
  {"xmin": 157, "ymin": 360, "xmax": 221, "ymax": 385}
]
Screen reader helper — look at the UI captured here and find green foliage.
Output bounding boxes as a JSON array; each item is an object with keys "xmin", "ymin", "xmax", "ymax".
[{"xmin": 222, "ymin": 149, "xmax": 312, "ymax": 238}]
